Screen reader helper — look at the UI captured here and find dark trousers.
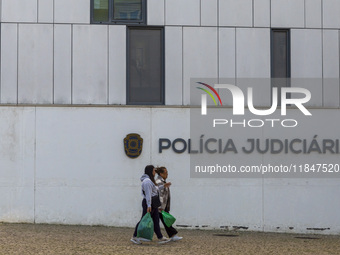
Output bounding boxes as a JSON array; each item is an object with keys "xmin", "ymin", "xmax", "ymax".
[
  {"xmin": 133, "ymin": 199, "xmax": 163, "ymax": 239},
  {"xmin": 159, "ymin": 210, "xmax": 178, "ymax": 238}
]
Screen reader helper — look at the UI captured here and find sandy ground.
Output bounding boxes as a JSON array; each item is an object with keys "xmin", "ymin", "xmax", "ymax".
[{"xmin": 0, "ymin": 223, "xmax": 339, "ymax": 255}]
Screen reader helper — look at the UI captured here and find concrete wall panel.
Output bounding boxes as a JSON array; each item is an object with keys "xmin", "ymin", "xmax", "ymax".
[
  {"xmin": 183, "ymin": 27, "xmax": 218, "ymax": 105},
  {"xmin": 271, "ymin": 0, "xmax": 304, "ymax": 28},
  {"xmin": 54, "ymin": 25, "xmax": 72, "ymax": 104},
  {"xmin": 72, "ymin": 25, "xmax": 108, "ymax": 104},
  {"xmin": 236, "ymin": 28, "xmax": 271, "ymax": 106},
  {"xmin": 18, "ymin": 24, "xmax": 53, "ymax": 104},
  {"xmin": 264, "ymin": 180, "xmax": 340, "ymax": 233},
  {"xmin": 38, "ymin": 0, "xmax": 54, "ymax": 23},
  {"xmin": 291, "ymin": 29, "xmax": 322, "ymax": 78},
  {"xmin": 219, "ymin": 28, "xmax": 236, "ymax": 79},
  {"xmin": 254, "ymin": 0, "xmax": 270, "ymax": 27},
  {"xmin": 165, "ymin": 26, "xmax": 183, "ymax": 105},
  {"xmin": 262, "ymin": 109, "xmax": 340, "ymax": 233},
  {"xmin": 35, "ymin": 107, "xmax": 152, "ymax": 225},
  {"xmin": 201, "ymin": 0, "xmax": 218, "ymax": 26},
  {"xmin": 109, "ymin": 25, "xmax": 126, "ymax": 105},
  {"xmin": 323, "ymin": 0, "xmax": 340, "ymax": 29},
  {"xmin": 0, "ymin": 106, "xmax": 338, "ymax": 233},
  {"xmin": 305, "ymin": 0, "xmax": 322, "ymax": 28},
  {"xmin": 1, "ymin": 24, "xmax": 18, "ymax": 104},
  {"xmin": 54, "ymin": 0, "xmax": 90, "ymax": 24},
  {"xmin": 219, "ymin": 28, "xmax": 236, "ymax": 106},
  {"xmin": 236, "ymin": 28, "xmax": 270, "ymax": 79},
  {"xmin": 165, "ymin": 0, "xmax": 200, "ymax": 26},
  {"xmin": 322, "ymin": 30, "xmax": 340, "ymax": 107},
  {"xmin": 219, "ymin": 0, "xmax": 253, "ymax": 27},
  {"xmin": 54, "ymin": 24, "xmax": 72, "ymax": 104},
  {"xmin": 0, "ymin": 107, "xmax": 35, "ymax": 223},
  {"xmin": 147, "ymin": 0, "xmax": 164, "ymax": 25},
  {"xmin": 2, "ymin": 0, "xmax": 37, "ymax": 22},
  {"xmin": 291, "ymin": 29, "xmax": 322, "ymax": 106}
]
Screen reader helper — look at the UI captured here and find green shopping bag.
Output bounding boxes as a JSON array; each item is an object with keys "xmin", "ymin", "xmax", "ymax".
[
  {"xmin": 137, "ymin": 212, "xmax": 154, "ymax": 240},
  {"xmin": 162, "ymin": 211, "xmax": 176, "ymax": 227}
]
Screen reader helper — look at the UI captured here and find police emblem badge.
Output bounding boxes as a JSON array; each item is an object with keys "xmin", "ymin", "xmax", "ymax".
[{"xmin": 124, "ymin": 133, "xmax": 143, "ymax": 158}]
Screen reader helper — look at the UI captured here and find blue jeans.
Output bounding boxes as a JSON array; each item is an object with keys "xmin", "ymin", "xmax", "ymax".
[{"xmin": 133, "ymin": 199, "xmax": 163, "ymax": 239}]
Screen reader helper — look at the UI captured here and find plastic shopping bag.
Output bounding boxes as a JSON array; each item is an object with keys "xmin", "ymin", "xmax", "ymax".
[
  {"xmin": 162, "ymin": 211, "xmax": 176, "ymax": 227},
  {"xmin": 137, "ymin": 212, "xmax": 154, "ymax": 240}
]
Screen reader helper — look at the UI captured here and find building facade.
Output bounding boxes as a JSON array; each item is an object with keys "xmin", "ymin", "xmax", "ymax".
[{"xmin": 0, "ymin": 0, "xmax": 339, "ymax": 234}]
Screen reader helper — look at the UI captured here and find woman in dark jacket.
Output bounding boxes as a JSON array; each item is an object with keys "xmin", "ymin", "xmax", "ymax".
[
  {"xmin": 155, "ymin": 166, "xmax": 183, "ymax": 241},
  {"xmin": 131, "ymin": 165, "xmax": 170, "ymax": 244}
]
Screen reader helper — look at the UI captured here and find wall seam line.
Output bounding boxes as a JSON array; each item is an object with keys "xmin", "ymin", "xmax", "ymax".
[
  {"xmin": 17, "ymin": 23, "xmax": 19, "ymax": 104},
  {"xmin": 52, "ymin": 24, "xmax": 55, "ymax": 104},
  {"xmin": 71, "ymin": 24, "xmax": 73, "ymax": 104},
  {"xmin": 107, "ymin": 25, "xmax": 109, "ymax": 105},
  {"xmin": 34, "ymin": 107, "xmax": 37, "ymax": 224},
  {"xmin": 182, "ymin": 27, "xmax": 184, "ymax": 105},
  {"xmin": 37, "ymin": 0, "xmax": 39, "ymax": 23},
  {"xmin": 252, "ymin": 0, "xmax": 254, "ymax": 28}
]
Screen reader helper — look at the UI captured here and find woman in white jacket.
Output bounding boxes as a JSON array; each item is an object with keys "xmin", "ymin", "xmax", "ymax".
[
  {"xmin": 156, "ymin": 166, "xmax": 183, "ymax": 241},
  {"xmin": 131, "ymin": 165, "xmax": 170, "ymax": 244}
]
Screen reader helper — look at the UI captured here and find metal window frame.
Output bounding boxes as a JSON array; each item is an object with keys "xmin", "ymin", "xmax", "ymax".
[
  {"xmin": 126, "ymin": 26, "xmax": 165, "ymax": 105},
  {"xmin": 270, "ymin": 29, "xmax": 291, "ymax": 105},
  {"xmin": 270, "ymin": 29, "xmax": 291, "ymax": 79},
  {"xmin": 91, "ymin": 0, "xmax": 147, "ymax": 25}
]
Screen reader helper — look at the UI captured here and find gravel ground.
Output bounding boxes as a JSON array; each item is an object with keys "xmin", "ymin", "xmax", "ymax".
[{"xmin": 0, "ymin": 223, "xmax": 339, "ymax": 255}]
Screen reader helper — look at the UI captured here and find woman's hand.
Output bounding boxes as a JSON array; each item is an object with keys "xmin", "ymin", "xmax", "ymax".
[
  {"xmin": 164, "ymin": 182, "xmax": 172, "ymax": 188},
  {"xmin": 147, "ymin": 207, "xmax": 152, "ymax": 213}
]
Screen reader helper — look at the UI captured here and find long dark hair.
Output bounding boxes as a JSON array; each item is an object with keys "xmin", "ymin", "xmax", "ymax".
[{"xmin": 144, "ymin": 165, "xmax": 156, "ymax": 184}]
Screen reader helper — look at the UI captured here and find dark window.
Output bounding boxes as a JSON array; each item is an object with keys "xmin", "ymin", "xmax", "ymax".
[
  {"xmin": 271, "ymin": 29, "xmax": 290, "ymax": 104},
  {"xmin": 271, "ymin": 29, "xmax": 290, "ymax": 78},
  {"xmin": 127, "ymin": 27, "xmax": 164, "ymax": 105},
  {"xmin": 91, "ymin": 0, "xmax": 146, "ymax": 24}
]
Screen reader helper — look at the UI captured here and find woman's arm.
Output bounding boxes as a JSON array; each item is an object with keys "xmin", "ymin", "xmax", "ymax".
[{"xmin": 142, "ymin": 180, "xmax": 153, "ymax": 209}]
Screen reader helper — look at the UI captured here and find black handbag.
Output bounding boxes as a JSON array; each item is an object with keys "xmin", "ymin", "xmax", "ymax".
[
  {"xmin": 143, "ymin": 190, "xmax": 161, "ymax": 208},
  {"xmin": 151, "ymin": 194, "xmax": 161, "ymax": 208}
]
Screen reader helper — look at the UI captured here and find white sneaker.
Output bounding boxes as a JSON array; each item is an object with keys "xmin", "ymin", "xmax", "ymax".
[
  {"xmin": 171, "ymin": 235, "xmax": 183, "ymax": 241},
  {"xmin": 158, "ymin": 237, "xmax": 171, "ymax": 244},
  {"xmin": 130, "ymin": 237, "xmax": 142, "ymax": 245},
  {"xmin": 138, "ymin": 237, "xmax": 151, "ymax": 242}
]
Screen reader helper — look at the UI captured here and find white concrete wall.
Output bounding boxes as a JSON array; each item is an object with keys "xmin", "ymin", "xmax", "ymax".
[
  {"xmin": 322, "ymin": 30, "xmax": 340, "ymax": 107},
  {"xmin": 201, "ymin": 0, "xmax": 218, "ymax": 27},
  {"xmin": 2, "ymin": 0, "xmax": 38, "ymax": 23},
  {"xmin": 183, "ymin": 27, "xmax": 218, "ymax": 105},
  {"xmin": 165, "ymin": 0, "xmax": 200, "ymax": 26},
  {"xmin": 254, "ymin": 0, "xmax": 270, "ymax": 27},
  {"xmin": 0, "ymin": 107, "xmax": 35, "ymax": 222},
  {"xmin": 0, "ymin": 1, "xmax": 339, "ymax": 107},
  {"xmin": 323, "ymin": 0, "xmax": 340, "ymax": 29},
  {"xmin": 0, "ymin": 0, "xmax": 339, "ymax": 236},
  {"xmin": 54, "ymin": 0, "xmax": 90, "ymax": 24},
  {"xmin": 219, "ymin": 0, "xmax": 253, "ymax": 27},
  {"xmin": 54, "ymin": 24, "xmax": 72, "ymax": 104},
  {"xmin": 236, "ymin": 28, "xmax": 271, "ymax": 106},
  {"xmin": 72, "ymin": 25, "xmax": 108, "ymax": 104},
  {"xmin": 165, "ymin": 26, "xmax": 183, "ymax": 105},
  {"xmin": 1, "ymin": 23, "xmax": 18, "ymax": 104},
  {"xmin": 38, "ymin": 0, "xmax": 54, "ymax": 23},
  {"xmin": 18, "ymin": 24, "xmax": 54, "ymax": 104},
  {"xmin": 0, "ymin": 106, "xmax": 339, "ymax": 235},
  {"xmin": 271, "ymin": 0, "xmax": 305, "ymax": 28},
  {"xmin": 291, "ymin": 29, "xmax": 323, "ymax": 107}
]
